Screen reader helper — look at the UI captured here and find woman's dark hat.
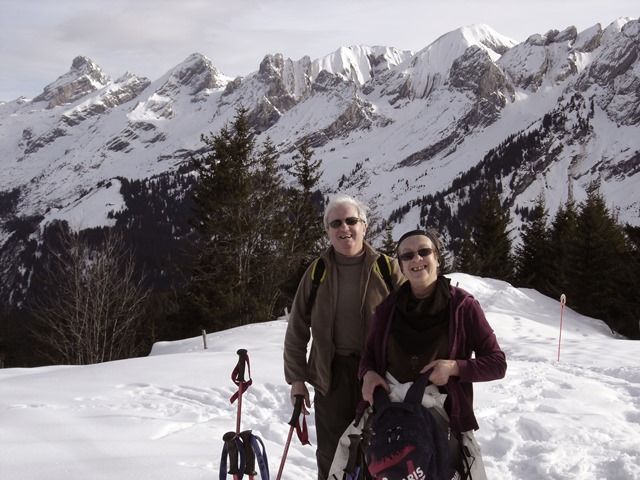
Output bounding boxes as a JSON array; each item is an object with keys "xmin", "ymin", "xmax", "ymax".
[{"xmin": 396, "ymin": 229, "xmax": 442, "ymax": 260}]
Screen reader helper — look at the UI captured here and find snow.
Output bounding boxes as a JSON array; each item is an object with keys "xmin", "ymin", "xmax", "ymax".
[
  {"xmin": 42, "ymin": 178, "xmax": 125, "ymax": 231},
  {"xmin": 2, "ymin": 273, "xmax": 639, "ymax": 479},
  {"xmin": 1, "ymin": 19, "xmax": 639, "ymax": 245}
]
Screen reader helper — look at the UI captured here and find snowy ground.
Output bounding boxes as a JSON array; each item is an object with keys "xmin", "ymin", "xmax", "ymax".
[{"xmin": 1, "ymin": 273, "xmax": 639, "ymax": 479}]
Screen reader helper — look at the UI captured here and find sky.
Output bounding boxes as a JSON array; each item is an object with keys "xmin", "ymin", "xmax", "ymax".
[
  {"xmin": 1, "ymin": 272, "xmax": 639, "ymax": 479},
  {"xmin": 1, "ymin": 0, "xmax": 637, "ymax": 101}
]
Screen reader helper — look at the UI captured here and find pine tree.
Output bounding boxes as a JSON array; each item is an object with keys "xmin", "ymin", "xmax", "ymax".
[
  {"xmin": 274, "ymin": 141, "xmax": 328, "ymax": 304},
  {"xmin": 456, "ymin": 225, "xmax": 479, "ymax": 274},
  {"xmin": 570, "ymin": 183, "xmax": 631, "ymax": 334},
  {"xmin": 187, "ymin": 107, "xmax": 290, "ymax": 332},
  {"xmin": 379, "ymin": 223, "xmax": 397, "ymax": 257},
  {"xmin": 514, "ymin": 193, "xmax": 553, "ymax": 293},
  {"xmin": 620, "ymin": 224, "xmax": 640, "ymax": 339},
  {"xmin": 471, "ymin": 187, "xmax": 514, "ymax": 281},
  {"xmin": 286, "ymin": 140, "xmax": 326, "ymax": 258},
  {"xmin": 547, "ymin": 191, "xmax": 579, "ymax": 301}
]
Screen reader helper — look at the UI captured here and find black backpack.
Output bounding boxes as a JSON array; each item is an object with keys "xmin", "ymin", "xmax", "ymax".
[{"xmin": 364, "ymin": 371, "xmax": 459, "ymax": 480}]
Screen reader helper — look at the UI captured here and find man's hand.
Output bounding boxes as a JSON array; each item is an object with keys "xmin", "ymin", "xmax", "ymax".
[{"xmin": 291, "ymin": 380, "xmax": 311, "ymax": 414}]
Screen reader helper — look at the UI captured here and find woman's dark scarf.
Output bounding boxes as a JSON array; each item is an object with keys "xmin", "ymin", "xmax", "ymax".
[{"xmin": 391, "ymin": 275, "xmax": 451, "ymax": 354}]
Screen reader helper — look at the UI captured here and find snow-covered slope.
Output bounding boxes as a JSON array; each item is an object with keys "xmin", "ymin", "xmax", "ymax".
[
  {"xmin": 0, "ymin": 19, "xmax": 638, "ymax": 263},
  {"xmin": 1, "ymin": 273, "xmax": 638, "ymax": 479}
]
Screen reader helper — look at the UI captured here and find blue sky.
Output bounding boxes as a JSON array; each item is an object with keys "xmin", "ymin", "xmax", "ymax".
[{"xmin": 0, "ymin": 0, "xmax": 637, "ymax": 101}]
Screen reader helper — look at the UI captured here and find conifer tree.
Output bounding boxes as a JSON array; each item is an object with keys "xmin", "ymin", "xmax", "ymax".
[
  {"xmin": 620, "ymin": 224, "xmax": 640, "ymax": 339},
  {"xmin": 471, "ymin": 187, "xmax": 514, "ymax": 281},
  {"xmin": 379, "ymin": 223, "xmax": 397, "ymax": 257},
  {"xmin": 187, "ymin": 107, "xmax": 290, "ymax": 332},
  {"xmin": 547, "ymin": 190, "xmax": 579, "ymax": 301},
  {"xmin": 571, "ymin": 183, "xmax": 630, "ymax": 334},
  {"xmin": 275, "ymin": 141, "xmax": 328, "ymax": 303},
  {"xmin": 514, "ymin": 193, "xmax": 553, "ymax": 293},
  {"xmin": 286, "ymin": 140, "xmax": 325, "ymax": 258},
  {"xmin": 456, "ymin": 225, "xmax": 479, "ymax": 274}
]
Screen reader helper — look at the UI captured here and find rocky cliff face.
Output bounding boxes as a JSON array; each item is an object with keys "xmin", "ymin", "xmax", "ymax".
[
  {"xmin": 574, "ymin": 20, "xmax": 639, "ymax": 125},
  {"xmin": 32, "ymin": 56, "xmax": 112, "ymax": 108}
]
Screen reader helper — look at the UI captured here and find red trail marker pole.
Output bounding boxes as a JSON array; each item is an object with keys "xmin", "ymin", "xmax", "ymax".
[{"xmin": 557, "ymin": 294, "xmax": 566, "ymax": 362}]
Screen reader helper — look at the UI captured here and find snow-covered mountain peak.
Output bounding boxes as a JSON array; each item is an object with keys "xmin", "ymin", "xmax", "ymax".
[
  {"xmin": 154, "ymin": 53, "xmax": 230, "ymax": 97},
  {"xmin": 413, "ymin": 23, "xmax": 516, "ymax": 70},
  {"xmin": 32, "ymin": 55, "xmax": 112, "ymax": 108},
  {"xmin": 0, "ymin": 20, "xmax": 638, "ymax": 305},
  {"xmin": 311, "ymin": 45, "xmax": 414, "ymax": 85},
  {"xmin": 455, "ymin": 24, "xmax": 517, "ymax": 56},
  {"xmin": 388, "ymin": 23, "xmax": 517, "ymax": 100}
]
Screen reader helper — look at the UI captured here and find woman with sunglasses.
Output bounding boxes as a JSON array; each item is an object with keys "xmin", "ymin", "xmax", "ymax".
[
  {"xmin": 283, "ymin": 193, "xmax": 404, "ymax": 480},
  {"xmin": 358, "ymin": 228, "xmax": 507, "ymax": 479}
]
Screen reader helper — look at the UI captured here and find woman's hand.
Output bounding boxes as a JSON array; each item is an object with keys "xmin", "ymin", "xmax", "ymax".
[
  {"xmin": 421, "ymin": 359, "xmax": 460, "ymax": 386},
  {"xmin": 361, "ymin": 370, "xmax": 389, "ymax": 404}
]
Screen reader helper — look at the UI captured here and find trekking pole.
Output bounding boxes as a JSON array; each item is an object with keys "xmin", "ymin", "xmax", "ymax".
[
  {"xmin": 230, "ymin": 348, "xmax": 252, "ymax": 434},
  {"xmin": 222, "ymin": 431, "xmax": 243, "ymax": 480},
  {"xmin": 343, "ymin": 431, "xmax": 373, "ymax": 480},
  {"xmin": 239, "ymin": 430, "xmax": 258, "ymax": 480},
  {"xmin": 275, "ymin": 394, "xmax": 309, "ymax": 480},
  {"xmin": 344, "ymin": 434, "xmax": 363, "ymax": 480}
]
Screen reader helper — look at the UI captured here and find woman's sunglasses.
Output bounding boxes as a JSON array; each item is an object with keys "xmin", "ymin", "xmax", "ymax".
[
  {"xmin": 398, "ymin": 247, "xmax": 434, "ymax": 262},
  {"xmin": 328, "ymin": 217, "xmax": 363, "ymax": 229}
]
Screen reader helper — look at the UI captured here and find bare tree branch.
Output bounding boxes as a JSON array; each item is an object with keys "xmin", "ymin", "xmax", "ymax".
[{"xmin": 31, "ymin": 227, "xmax": 150, "ymax": 365}]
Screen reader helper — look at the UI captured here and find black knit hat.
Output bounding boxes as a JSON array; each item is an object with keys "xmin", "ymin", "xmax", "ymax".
[{"xmin": 396, "ymin": 229, "xmax": 442, "ymax": 261}]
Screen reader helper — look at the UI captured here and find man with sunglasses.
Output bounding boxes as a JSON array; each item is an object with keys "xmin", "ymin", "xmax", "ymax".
[
  {"xmin": 356, "ymin": 228, "xmax": 507, "ymax": 479},
  {"xmin": 283, "ymin": 193, "xmax": 404, "ymax": 480}
]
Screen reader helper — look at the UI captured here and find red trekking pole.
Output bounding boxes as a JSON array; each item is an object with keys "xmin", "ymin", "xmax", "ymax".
[
  {"xmin": 230, "ymin": 348, "xmax": 252, "ymax": 433},
  {"xmin": 225, "ymin": 349, "xmax": 253, "ymax": 480},
  {"xmin": 276, "ymin": 394, "xmax": 310, "ymax": 480}
]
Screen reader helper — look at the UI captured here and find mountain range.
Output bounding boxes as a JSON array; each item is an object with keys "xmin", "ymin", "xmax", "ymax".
[{"xmin": 0, "ymin": 18, "xmax": 638, "ymax": 307}]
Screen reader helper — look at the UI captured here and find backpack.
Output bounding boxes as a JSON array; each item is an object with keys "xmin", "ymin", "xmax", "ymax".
[
  {"xmin": 279, "ymin": 254, "xmax": 394, "ymax": 314},
  {"xmin": 364, "ymin": 371, "xmax": 460, "ymax": 480},
  {"xmin": 305, "ymin": 254, "xmax": 395, "ymax": 315},
  {"xmin": 220, "ymin": 429, "xmax": 270, "ymax": 480}
]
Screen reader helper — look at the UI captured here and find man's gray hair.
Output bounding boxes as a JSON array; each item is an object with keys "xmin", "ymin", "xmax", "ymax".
[{"xmin": 323, "ymin": 193, "xmax": 369, "ymax": 229}]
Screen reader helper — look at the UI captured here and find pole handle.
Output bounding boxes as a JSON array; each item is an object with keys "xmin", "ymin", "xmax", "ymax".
[
  {"xmin": 223, "ymin": 432, "xmax": 240, "ymax": 475},
  {"xmin": 288, "ymin": 394, "xmax": 305, "ymax": 427},
  {"xmin": 235, "ymin": 348, "xmax": 249, "ymax": 383}
]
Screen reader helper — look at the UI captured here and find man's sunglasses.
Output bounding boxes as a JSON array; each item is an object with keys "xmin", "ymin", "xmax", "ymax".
[
  {"xmin": 398, "ymin": 247, "xmax": 434, "ymax": 262},
  {"xmin": 328, "ymin": 217, "xmax": 363, "ymax": 229}
]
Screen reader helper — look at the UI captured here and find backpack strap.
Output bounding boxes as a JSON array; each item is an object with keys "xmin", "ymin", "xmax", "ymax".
[
  {"xmin": 372, "ymin": 369, "xmax": 434, "ymax": 410},
  {"xmin": 374, "ymin": 254, "xmax": 395, "ymax": 293},
  {"xmin": 454, "ymin": 430, "xmax": 476, "ymax": 480},
  {"xmin": 404, "ymin": 368, "xmax": 435, "ymax": 404},
  {"xmin": 305, "ymin": 257, "xmax": 326, "ymax": 316},
  {"xmin": 305, "ymin": 253, "xmax": 394, "ymax": 316}
]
